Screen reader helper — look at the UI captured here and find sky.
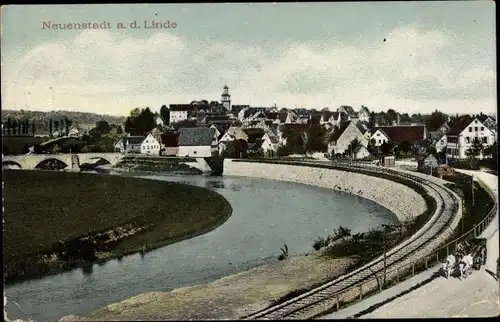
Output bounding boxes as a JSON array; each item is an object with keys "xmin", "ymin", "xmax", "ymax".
[{"xmin": 1, "ymin": 2, "xmax": 496, "ymax": 116}]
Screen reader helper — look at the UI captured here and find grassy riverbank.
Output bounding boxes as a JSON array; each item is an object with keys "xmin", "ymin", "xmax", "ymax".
[{"xmin": 3, "ymin": 170, "xmax": 232, "ymax": 283}]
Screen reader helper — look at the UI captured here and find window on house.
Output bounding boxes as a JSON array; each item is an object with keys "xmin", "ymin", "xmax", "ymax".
[
  {"xmin": 469, "ymin": 127, "xmax": 472, "ymax": 132},
  {"xmin": 475, "ymin": 127, "xmax": 478, "ymax": 131},
  {"xmin": 376, "ymin": 133, "xmax": 380, "ymax": 136},
  {"xmin": 378, "ymin": 139, "xmax": 381, "ymax": 143},
  {"xmin": 194, "ymin": 151, "xmax": 197, "ymax": 155},
  {"xmin": 482, "ymin": 137, "xmax": 487, "ymax": 143},
  {"xmin": 475, "ymin": 120, "xmax": 478, "ymax": 124},
  {"xmin": 480, "ymin": 127, "xmax": 484, "ymax": 131},
  {"xmin": 465, "ymin": 137, "xmax": 470, "ymax": 143}
]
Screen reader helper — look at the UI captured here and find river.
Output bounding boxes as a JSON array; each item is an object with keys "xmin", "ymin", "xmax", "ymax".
[{"xmin": 4, "ymin": 172, "xmax": 398, "ymax": 321}]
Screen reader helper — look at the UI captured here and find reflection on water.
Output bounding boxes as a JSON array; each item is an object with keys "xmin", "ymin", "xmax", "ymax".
[{"xmin": 5, "ymin": 173, "xmax": 397, "ymax": 322}]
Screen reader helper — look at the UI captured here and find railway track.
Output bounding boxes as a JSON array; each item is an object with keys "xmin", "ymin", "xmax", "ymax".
[{"xmin": 241, "ymin": 162, "xmax": 460, "ymax": 320}]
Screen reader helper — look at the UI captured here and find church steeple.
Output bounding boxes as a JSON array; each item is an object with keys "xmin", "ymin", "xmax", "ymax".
[{"xmin": 221, "ymin": 83, "xmax": 231, "ymax": 111}]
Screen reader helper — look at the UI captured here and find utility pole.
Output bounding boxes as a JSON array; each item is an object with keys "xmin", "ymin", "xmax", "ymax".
[
  {"xmin": 471, "ymin": 174, "xmax": 475, "ymax": 207},
  {"xmin": 383, "ymin": 231, "xmax": 387, "ymax": 287}
]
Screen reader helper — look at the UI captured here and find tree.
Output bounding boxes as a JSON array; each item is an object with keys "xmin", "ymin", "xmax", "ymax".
[
  {"xmin": 32, "ymin": 122, "xmax": 36, "ymax": 135},
  {"xmin": 64, "ymin": 118, "xmax": 72, "ymax": 135},
  {"xmin": 221, "ymin": 139, "xmax": 247, "ymax": 159},
  {"xmin": 49, "ymin": 119, "xmax": 53, "ymax": 135},
  {"xmin": 12, "ymin": 119, "xmax": 17, "ymax": 135},
  {"xmin": 380, "ymin": 141, "xmax": 395, "ymax": 155},
  {"xmin": 285, "ymin": 129, "xmax": 305, "ymax": 154},
  {"xmin": 385, "ymin": 109, "xmax": 398, "ymax": 125},
  {"xmin": 305, "ymin": 121, "xmax": 327, "ymax": 153},
  {"xmin": 346, "ymin": 138, "xmax": 362, "ymax": 159},
  {"xmin": 465, "ymin": 137, "xmax": 483, "ymax": 160},
  {"xmin": 18, "ymin": 121, "xmax": 22, "ymax": 135},
  {"xmin": 399, "ymin": 141, "xmax": 412, "ymax": 155},
  {"xmin": 425, "ymin": 110, "xmax": 448, "ymax": 132},
  {"xmin": 54, "ymin": 120, "xmax": 60, "ymax": 133},
  {"xmin": 95, "ymin": 120, "xmax": 111, "ymax": 135},
  {"xmin": 124, "ymin": 107, "xmax": 156, "ymax": 135},
  {"xmin": 52, "ymin": 144, "xmax": 62, "ymax": 154},
  {"xmin": 160, "ymin": 105, "xmax": 170, "ymax": 125},
  {"xmin": 6, "ymin": 118, "xmax": 12, "ymax": 135},
  {"xmin": 482, "ymin": 145, "xmax": 493, "ymax": 158}
]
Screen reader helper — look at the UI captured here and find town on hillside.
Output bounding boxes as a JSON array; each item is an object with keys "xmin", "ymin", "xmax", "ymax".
[{"xmin": 1, "ymin": 85, "xmax": 498, "ymax": 167}]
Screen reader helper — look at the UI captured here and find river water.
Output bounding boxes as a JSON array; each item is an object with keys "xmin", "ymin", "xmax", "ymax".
[{"xmin": 4, "ymin": 173, "xmax": 398, "ymax": 321}]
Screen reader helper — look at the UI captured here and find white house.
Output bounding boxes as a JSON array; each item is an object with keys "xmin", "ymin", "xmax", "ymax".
[
  {"xmin": 445, "ymin": 115, "xmax": 497, "ymax": 159},
  {"xmin": 177, "ymin": 127, "xmax": 217, "ymax": 158},
  {"xmin": 369, "ymin": 129, "xmax": 390, "ymax": 146},
  {"xmin": 434, "ymin": 134, "xmax": 447, "ymax": 153},
  {"xmin": 328, "ymin": 120, "xmax": 368, "ymax": 157},
  {"xmin": 285, "ymin": 111, "xmax": 300, "ymax": 124},
  {"xmin": 114, "ymin": 137, "xmax": 126, "ymax": 153},
  {"xmin": 140, "ymin": 133, "xmax": 161, "ymax": 155},
  {"xmin": 261, "ymin": 129, "xmax": 280, "ymax": 155}
]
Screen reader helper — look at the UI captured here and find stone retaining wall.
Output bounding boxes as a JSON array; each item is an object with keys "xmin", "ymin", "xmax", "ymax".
[{"xmin": 223, "ymin": 160, "xmax": 427, "ymax": 223}]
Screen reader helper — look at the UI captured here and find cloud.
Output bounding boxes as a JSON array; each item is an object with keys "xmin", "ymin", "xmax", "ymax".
[{"xmin": 1, "ymin": 25, "xmax": 496, "ymax": 116}]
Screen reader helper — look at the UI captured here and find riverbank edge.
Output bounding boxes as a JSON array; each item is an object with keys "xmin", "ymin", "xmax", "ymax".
[{"xmin": 4, "ymin": 172, "xmax": 233, "ymax": 286}]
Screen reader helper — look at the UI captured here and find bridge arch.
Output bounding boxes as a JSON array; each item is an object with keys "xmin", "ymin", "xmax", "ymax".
[
  {"xmin": 88, "ymin": 157, "xmax": 111, "ymax": 166},
  {"xmin": 2, "ymin": 161, "xmax": 22, "ymax": 169},
  {"xmin": 34, "ymin": 158, "xmax": 68, "ymax": 170}
]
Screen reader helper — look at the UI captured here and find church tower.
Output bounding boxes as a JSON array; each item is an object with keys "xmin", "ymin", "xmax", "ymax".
[{"xmin": 221, "ymin": 84, "xmax": 231, "ymax": 111}]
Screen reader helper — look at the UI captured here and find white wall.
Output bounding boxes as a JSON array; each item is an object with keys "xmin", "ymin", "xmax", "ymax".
[
  {"xmin": 371, "ymin": 129, "xmax": 389, "ymax": 146},
  {"xmin": 178, "ymin": 145, "xmax": 212, "ymax": 158},
  {"xmin": 170, "ymin": 110, "xmax": 188, "ymax": 124},
  {"xmin": 141, "ymin": 135, "xmax": 161, "ymax": 155}
]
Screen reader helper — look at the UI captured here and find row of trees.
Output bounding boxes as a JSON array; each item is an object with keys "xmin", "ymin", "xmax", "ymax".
[
  {"xmin": 2, "ymin": 118, "xmax": 36, "ymax": 136},
  {"xmin": 49, "ymin": 118, "xmax": 73, "ymax": 136}
]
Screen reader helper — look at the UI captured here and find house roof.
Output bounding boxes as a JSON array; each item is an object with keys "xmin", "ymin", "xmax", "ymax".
[
  {"xmin": 278, "ymin": 112, "xmax": 288, "ymax": 123},
  {"xmin": 282, "ymin": 123, "xmax": 308, "ymax": 133},
  {"xmin": 371, "ymin": 125, "xmax": 425, "ymax": 142},
  {"xmin": 124, "ymin": 135, "xmax": 145, "ymax": 145},
  {"xmin": 355, "ymin": 121, "xmax": 368, "ymax": 135},
  {"xmin": 446, "ymin": 115, "xmax": 475, "ymax": 136},
  {"xmin": 328, "ymin": 121, "xmax": 351, "ymax": 142},
  {"xmin": 243, "ymin": 127, "xmax": 265, "ymax": 143},
  {"xmin": 310, "ymin": 112, "xmax": 322, "ymax": 122},
  {"xmin": 265, "ymin": 130, "xmax": 279, "ymax": 144},
  {"xmin": 178, "ymin": 127, "xmax": 215, "ymax": 146},
  {"xmin": 360, "ymin": 105, "xmax": 370, "ymax": 115},
  {"xmin": 340, "ymin": 106, "xmax": 358, "ymax": 118}
]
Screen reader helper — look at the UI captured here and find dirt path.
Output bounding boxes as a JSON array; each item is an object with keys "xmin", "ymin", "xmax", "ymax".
[{"xmin": 60, "ymin": 253, "xmax": 357, "ymax": 321}]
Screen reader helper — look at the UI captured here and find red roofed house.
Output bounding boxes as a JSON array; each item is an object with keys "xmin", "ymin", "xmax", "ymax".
[
  {"xmin": 369, "ymin": 125, "xmax": 426, "ymax": 147},
  {"xmin": 445, "ymin": 115, "xmax": 496, "ymax": 159}
]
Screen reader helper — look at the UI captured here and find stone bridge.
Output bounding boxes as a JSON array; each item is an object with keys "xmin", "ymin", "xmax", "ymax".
[{"xmin": 2, "ymin": 153, "xmax": 124, "ymax": 170}]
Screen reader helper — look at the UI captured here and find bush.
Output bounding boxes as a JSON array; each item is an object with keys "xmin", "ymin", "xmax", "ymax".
[{"xmin": 313, "ymin": 236, "xmax": 328, "ymax": 250}]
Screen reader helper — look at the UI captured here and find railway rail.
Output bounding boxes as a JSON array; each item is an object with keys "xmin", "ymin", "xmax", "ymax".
[{"xmin": 240, "ymin": 160, "xmax": 460, "ymax": 320}]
